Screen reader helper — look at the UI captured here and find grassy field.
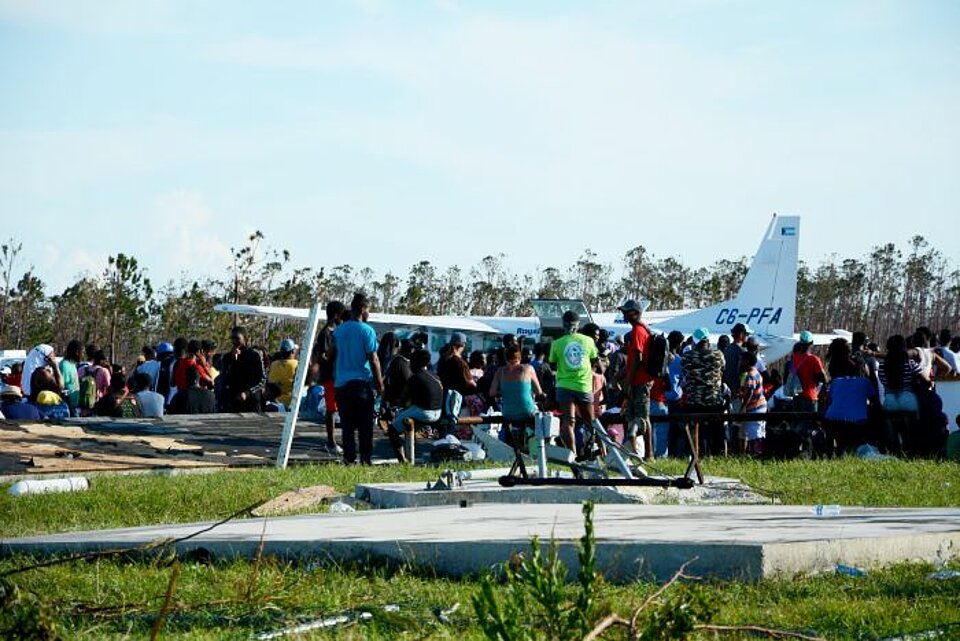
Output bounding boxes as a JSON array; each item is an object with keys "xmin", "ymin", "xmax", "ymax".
[{"xmin": 2, "ymin": 458, "xmax": 959, "ymax": 639}]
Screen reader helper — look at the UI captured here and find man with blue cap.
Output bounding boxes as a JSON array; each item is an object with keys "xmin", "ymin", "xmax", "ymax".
[
  {"xmin": 268, "ymin": 338, "xmax": 299, "ymax": 407},
  {"xmin": 681, "ymin": 327, "xmax": 726, "ymax": 456},
  {"xmin": 788, "ymin": 330, "xmax": 826, "ymax": 412}
]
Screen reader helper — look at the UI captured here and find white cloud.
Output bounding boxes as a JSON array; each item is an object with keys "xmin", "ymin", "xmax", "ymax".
[{"xmin": 152, "ymin": 190, "xmax": 233, "ymax": 284}]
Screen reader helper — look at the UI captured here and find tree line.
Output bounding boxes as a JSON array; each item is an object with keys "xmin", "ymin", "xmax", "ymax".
[{"xmin": 0, "ymin": 232, "xmax": 957, "ymax": 366}]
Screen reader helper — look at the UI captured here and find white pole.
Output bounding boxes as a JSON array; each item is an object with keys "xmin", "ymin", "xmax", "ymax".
[{"xmin": 276, "ymin": 302, "xmax": 323, "ymax": 469}]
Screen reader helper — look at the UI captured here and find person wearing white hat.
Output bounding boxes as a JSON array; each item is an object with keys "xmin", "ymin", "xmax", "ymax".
[{"xmin": 0, "ymin": 383, "xmax": 41, "ymax": 420}]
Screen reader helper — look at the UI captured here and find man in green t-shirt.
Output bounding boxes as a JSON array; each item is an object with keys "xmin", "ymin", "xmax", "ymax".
[{"xmin": 549, "ymin": 310, "xmax": 598, "ymax": 454}]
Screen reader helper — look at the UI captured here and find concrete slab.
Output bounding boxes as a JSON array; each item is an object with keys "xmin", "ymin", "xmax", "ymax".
[
  {"xmin": 4, "ymin": 504, "xmax": 958, "ymax": 582},
  {"xmin": 356, "ymin": 475, "xmax": 774, "ymax": 508}
]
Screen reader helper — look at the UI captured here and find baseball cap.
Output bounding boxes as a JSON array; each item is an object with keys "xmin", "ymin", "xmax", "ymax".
[
  {"xmin": 0, "ymin": 365, "xmax": 11, "ymax": 376},
  {"xmin": 799, "ymin": 330, "xmax": 814, "ymax": 345},
  {"xmin": 156, "ymin": 342, "xmax": 174, "ymax": 355},
  {"xmin": 280, "ymin": 338, "xmax": 298, "ymax": 353},
  {"xmin": 692, "ymin": 327, "xmax": 711, "ymax": 344},
  {"xmin": 731, "ymin": 323, "xmax": 752, "ymax": 336},
  {"xmin": 0, "ymin": 383, "xmax": 21, "ymax": 398},
  {"xmin": 450, "ymin": 332, "xmax": 467, "ymax": 346},
  {"xmin": 620, "ymin": 298, "xmax": 650, "ymax": 313}
]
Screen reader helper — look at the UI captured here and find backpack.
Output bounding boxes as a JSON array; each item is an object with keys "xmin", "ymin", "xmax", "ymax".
[
  {"xmin": 156, "ymin": 357, "xmax": 175, "ymax": 400},
  {"xmin": 442, "ymin": 389, "xmax": 462, "ymax": 425},
  {"xmin": 644, "ymin": 333, "xmax": 670, "ymax": 378},
  {"xmin": 117, "ymin": 393, "xmax": 143, "ymax": 419},
  {"xmin": 783, "ymin": 355, "xmax": 807, "ymax": 398},
  {"xmin": 429, "ymin": 442, "xmax": 470, "ymax": 462},
  {"xmin": 78, "ymin": 367, "xmax": 98, "ymax": 410}
]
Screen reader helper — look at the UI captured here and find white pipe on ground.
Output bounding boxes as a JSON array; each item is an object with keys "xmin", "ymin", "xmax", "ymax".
[{"xmin": 9, "ymin": 477, "xmax": 89, "ymax": 496}]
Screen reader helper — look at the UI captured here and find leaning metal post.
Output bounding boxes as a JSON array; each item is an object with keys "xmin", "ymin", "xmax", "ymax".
[{"xmin": 276, "ymin": 302, "xmax": 323, "ymax": 469}]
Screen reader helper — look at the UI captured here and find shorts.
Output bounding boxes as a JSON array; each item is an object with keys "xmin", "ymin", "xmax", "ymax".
[
  {"xmin": 742, "ymin": 406, "xmax": 767, "ymax": 441},
  {"xmin": 555, "ymin": 388, "xmax": 593, "ymax": 405},
  {"xmin": 624, "ymin": 382, "xmax": 651, "ymax": 437},
  {"xmin": 323, "ymin": 379, "xmax": 338, "ymax": 413}
]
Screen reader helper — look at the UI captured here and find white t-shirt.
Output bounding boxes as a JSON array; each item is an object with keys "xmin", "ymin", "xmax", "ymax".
[{"xmin": 936, "ymin": 347, "xmax": 958, "ymax": 374}]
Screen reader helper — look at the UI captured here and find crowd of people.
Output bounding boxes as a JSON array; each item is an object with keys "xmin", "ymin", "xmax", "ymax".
[
  {"xmin": 308, "ymin": 293, "xmax": 960, "ymax": 465},
  {"xmin": 0, "ymin": 329, "xmax": 303, "ymax": 423},
  {"xmin": 2, "ymin": 292, "xmax": 959, "ymax": 465}
]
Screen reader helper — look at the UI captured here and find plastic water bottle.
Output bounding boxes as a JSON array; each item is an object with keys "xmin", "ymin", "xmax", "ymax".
[
  {"xmin": 835, "ymin": 564, "xmax": 867, "ymax": 577},
  {"xmin": 812, "ymin": 504, "xmax": 841, "ymax": 517},
  {"xmin": 329, "ymin": 500, "xmax": 355, "ymax": 513}
]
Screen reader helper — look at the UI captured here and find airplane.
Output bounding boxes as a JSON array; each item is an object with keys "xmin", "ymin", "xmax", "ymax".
[{"xmin": 216, "ymin": 214, "xmax": 841, "ymax": 363}]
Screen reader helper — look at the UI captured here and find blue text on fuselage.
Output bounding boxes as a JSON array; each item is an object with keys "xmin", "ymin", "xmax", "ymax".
[
  {"xmin": 715, "ymin": 307, "xmax": 782, "ymax": 326},
  {"xmin": 516, "ymin": 327, "xmax": 540, "ymax": 336}
]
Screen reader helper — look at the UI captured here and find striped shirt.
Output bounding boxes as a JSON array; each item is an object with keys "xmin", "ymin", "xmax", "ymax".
[
  {"xmin": 740, "ymin": 368, "xmax": 767, "ymax": 411},
  {"xmin": 878, "ymin": 358, "xmax": 921, "ymax": 391}
]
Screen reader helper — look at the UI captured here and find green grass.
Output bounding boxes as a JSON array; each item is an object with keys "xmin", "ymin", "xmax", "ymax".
[
  {"xmin": 1, "ymin": 464, "xmax": 450, "ymax": 538},
  {"xmin": 4, "ymin": 458, "xmax": 958, "ymax": 539},
  {"xmin": 647, "ymin": 457, "xmax": 960, "ymax": 507},
  {"xmin": 2, "ymin": 458, "xmax": 959, "ymax": 639}
]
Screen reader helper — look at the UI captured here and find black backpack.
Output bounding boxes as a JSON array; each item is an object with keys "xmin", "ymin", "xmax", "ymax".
[{"xmin": 644, "ymin": 333, "xmax": 669, "ymax": 378}]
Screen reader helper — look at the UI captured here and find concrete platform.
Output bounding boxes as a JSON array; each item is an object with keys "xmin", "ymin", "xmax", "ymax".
[
  {"xmin": 356, "ymin": 472, "xmax": 775, "ymax": 508},
  {"xmin": 4, "ymin": 504, "xmax": 958, "ymax": 582}
]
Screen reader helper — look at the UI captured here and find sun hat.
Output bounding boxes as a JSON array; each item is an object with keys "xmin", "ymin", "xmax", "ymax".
[{"xmin": 0, "ymin": 383, "xmax": 22, "ymax": 398}]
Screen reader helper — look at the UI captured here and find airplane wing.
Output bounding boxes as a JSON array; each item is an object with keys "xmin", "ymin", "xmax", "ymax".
[
  {"xmin": 214, "ymin": 304, "xmax": 502, "ymax": 334},
  {"xmin": 215, "ymin": 303, "xmax": 310, "ymax": 321},
  {"xmin": 369, "ymin": 313, "xmax": 502, "ymax": 334},
  {"xmin": 800, "ymin": 330, "xmax": 852, "ymax": 346}
]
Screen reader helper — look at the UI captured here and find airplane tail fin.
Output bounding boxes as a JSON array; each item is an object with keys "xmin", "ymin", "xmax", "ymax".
[{"xmin": 669, "ymin": 214, "xmax": 799, "ymax": 336}]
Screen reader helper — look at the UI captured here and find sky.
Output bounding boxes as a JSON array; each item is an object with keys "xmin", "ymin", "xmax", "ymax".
[{"xmin": 1, "ymin": 0, "xmax": 958, "ymax": 293}]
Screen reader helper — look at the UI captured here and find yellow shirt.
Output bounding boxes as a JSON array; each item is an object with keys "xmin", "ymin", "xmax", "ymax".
[{"xmin": 268, "ymin": 358, "xmax": 298, "ymax": 406}]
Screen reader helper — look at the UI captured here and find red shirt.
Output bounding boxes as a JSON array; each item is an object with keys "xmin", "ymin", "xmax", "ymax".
[
  {"xmin": 627, "ymin": 322, "xmax": 653, "ymax": 386},
  {"xmin": 172, "ymin": 356, "xmax": 196, "ymax": 392},
  {"xmin": 173, "ymin": 356, "xmax": 214, "ymax": 392},
  {"xmin": 791, "ymin": 352, "xmax": 824, "ymax": 401},
  {"xmin": 650, "ymin": 376, "xmax": 667, "ymax": 402}
]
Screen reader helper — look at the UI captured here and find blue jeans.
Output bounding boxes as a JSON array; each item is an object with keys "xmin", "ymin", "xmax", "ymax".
[
  {"xmin": 392, "ymin": 406, "xmax": 441, "ymax": 432},
  {"xmin": 666, "ymin": 399, "xmax": 688, "ymax": 458},
  {"xmin": 650, "ymin": 400, "xmax": 669, "ymax": 458},
  {"xmin": 883, "ymin": 389, "xmax": 918, "ymax": 415},
  {"xmin": 335, "ymin": 380, "xmax": 376, "ymax": 465}
]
